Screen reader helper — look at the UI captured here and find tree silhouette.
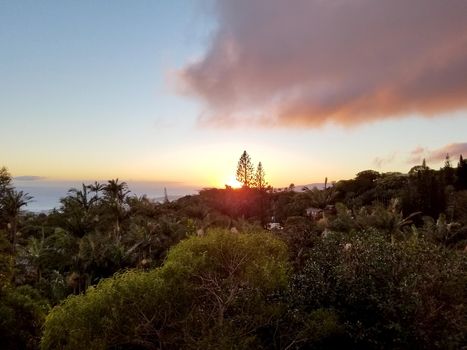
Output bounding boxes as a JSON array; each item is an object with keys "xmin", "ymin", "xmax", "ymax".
[
  {"xmin": 254, "ymin": 162, "xmax": 267, "ymax": 190},
  {"xmin": 0, "ymin": 166, "xmax": 12, "ymax": 195},
  {"xmin": 103, "ymin": 179, "xmax": 130, "ymax": 239},
  {"xmin": 0, "ymin": 167, "xmax": 13, "ymax": 236},
  {"xmin": 444, "ymin": 153, "xmax": 451, "ymax": 168},
  {"xmin": 443, "ymin": 153, "xmax": 455, "ymax": 186},
  {"xmin": 104, "ymin": 179, "xmax": 130, "ymax": 204},
  {"xmin": 1, "ymin": 190, "xmax": 32, "ymax": 253},
  {"xmin": 60, "ymin": 184, "xmax": 96, "ymax": 237},
  {"xmin": 456, "ymin": 154, "xmax": 467, "ymax": 189},
  {"xmin": 163, "ymin": 187, "xmax": 169, "ymax": 204},
  {"xmin": 422, "ymin": 158, "xmax": 427, "ymax": 169},
  {"xmin": 87, "ymin": 181, "xmax": 104, "ymax": 201},
  {"xmin": 67, "ymin": 184, "xmax": 96, "ymax": 211},
  {"xmin": 236, "ymin": 151, "xmax": 254, "ymax": 188}
]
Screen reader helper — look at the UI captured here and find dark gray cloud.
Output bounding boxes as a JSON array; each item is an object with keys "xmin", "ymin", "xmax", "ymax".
[
  {"xmin": 14, "ymin": 176, "xmax": 46, "ymax": 181},
  {"xmin": 373, "ymin": 152, "xmax": 397, "ymax": 169},
  {"xmin": 179, "ymin": 0, "xmax": 467, "ymax": 127}
]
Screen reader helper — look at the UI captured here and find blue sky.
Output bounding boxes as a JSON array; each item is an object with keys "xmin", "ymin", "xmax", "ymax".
[{"xmin": 1, "ymin": 0, "xmax": 467, "ymax": 188}]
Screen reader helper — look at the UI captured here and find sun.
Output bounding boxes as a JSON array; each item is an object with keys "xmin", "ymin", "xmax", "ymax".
[{"xmin": 224, "ymin": 175, "xmax": 242, "ymax": 189}]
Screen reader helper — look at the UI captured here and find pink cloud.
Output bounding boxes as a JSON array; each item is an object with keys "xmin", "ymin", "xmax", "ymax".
[
  {"xmin": 427, "ymin": 143, "xmax": 467, "ymax": 163},
  {"xmin": 179, "ymin": 0, "xmax": 467, "ymax": 127},
  {"xmin": 408, "ymin": 143, "xmax": 467, "ymax": 165}
]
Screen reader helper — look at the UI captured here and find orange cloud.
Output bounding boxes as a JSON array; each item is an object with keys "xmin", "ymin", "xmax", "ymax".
[{"xmin": 179, "ymin": 0, "xmax": 467, "ymax": 127}]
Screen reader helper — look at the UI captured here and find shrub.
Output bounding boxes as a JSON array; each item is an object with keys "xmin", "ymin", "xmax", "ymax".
[
  {"xmin": 289, "ymin": 231, "xmax": 467, "ymax": 349},
  {"xmin": 41, "ymin": 230, "xmax": 289, "ymax": 349}
]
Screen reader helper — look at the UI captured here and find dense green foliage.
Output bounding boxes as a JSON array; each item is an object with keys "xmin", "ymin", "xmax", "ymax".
[
  {"xmin": 41, "ymin": 230, "xmax": 289, "ymax": 349},
  {"xmin": 288, "ymin": 232, "xmax": 467, "ymax": 348},
  {"xmin": 0, "ymin": 285, "xmax": 48, "ymax": 349},
  {"xmin": 1, "ymin": 157, "xmax": 467, "ymax": 349}
]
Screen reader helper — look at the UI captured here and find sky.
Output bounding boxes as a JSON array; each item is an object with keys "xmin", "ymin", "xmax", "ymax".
[{"xmin": 2, "ymin": 0, "xmax": 467, "ymax": 190}]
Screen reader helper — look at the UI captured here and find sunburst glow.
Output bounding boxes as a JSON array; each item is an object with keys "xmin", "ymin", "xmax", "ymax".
[{"xmin": 224, "ymin": 175, "xmax": 242, "ymax": 188}]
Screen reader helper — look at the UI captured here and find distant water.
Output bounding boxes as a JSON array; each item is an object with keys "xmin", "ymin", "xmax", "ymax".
[{"xmin": 13, "ymin": 180, "xmax": 201, "ymax": 213}]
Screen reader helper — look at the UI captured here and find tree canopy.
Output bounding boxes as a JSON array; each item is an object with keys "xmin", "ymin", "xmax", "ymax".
[{"xmin": 41, "ymin": 230, "xmax": 289, "ymax": 349}]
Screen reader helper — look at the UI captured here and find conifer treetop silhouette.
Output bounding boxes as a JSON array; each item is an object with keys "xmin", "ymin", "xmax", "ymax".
[{"xmin": 236, "ymin": 151, "xmax": 255, "ymax": 188}]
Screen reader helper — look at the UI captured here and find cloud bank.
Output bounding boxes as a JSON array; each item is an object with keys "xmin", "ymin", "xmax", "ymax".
[{"xmin": 180, "ymin": 0, "xmax": 467, "ymax": 127}]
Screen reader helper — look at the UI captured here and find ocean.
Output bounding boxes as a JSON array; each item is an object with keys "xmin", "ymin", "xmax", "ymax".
[{"xmin": 13, "ymin": 179, "xmax": 201, "ymax": 213}]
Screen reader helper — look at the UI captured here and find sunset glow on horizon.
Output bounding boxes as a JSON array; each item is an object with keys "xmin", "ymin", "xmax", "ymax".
[{"xmin": 223, "ymin": 176, "xmax": 242, "ymax": 189}]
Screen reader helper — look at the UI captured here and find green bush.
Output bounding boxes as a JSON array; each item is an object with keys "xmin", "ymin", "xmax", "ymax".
[
  {"xmin": 290, "ymin": 231, "xmax": 467, "ymax": 349},
  {"xmin": 0, "ymin": 285, "xmax": 48, "ymax": 349},
  {"xmin": 41, "ymin": 229, "xmax": 289, "ymax": 349}
]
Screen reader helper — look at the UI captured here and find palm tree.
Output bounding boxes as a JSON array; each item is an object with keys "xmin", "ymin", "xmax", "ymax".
[
  {"xmin": 87, "ymin": 181, "xmax": 104, "ymax": 202},
  {"xmin": 103, "ymin": 179, "xmax": 130, "ymax": 239},
  {"xmin": 355, "ymin": 201, "xmax": 421, "ymax": 244},
  {"xmin": 104, "ymin": 179, "xmax": 130, "ymax": 203},
  {"xmin": 66, "ymin": 184, "xmax": 95, "ymax": 211},
  {"xmin": 0, "ymin": 166, "xmax": 12, "ymax": 194},
  {"xmin": 1, "ymin": 190, "xmax": 32, "ymax": 253},
  {"xmin": 306, "ymin": 186, "xmax": 337, "ymax": 209},
  {"xmin": 60, "ymin": 184, "xmax": 97, "ymax": 237},
  {"xmin": 19, "ymin": 231, "xmax": 49, "ymax": 282}
]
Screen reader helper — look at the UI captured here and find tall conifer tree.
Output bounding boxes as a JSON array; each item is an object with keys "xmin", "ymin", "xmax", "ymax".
[
  {"xmin": 457, "ymin": 154, "xmax": 467, "ymax": 189},
  {"xmin": 236, "ymin": 151, "xmax": 254, "ymax": 188},
  {"xmin": 254, "ymin": 162, "xmax": 267, "ymax": 190}
]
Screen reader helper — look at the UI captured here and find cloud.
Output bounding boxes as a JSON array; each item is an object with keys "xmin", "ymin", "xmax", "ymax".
[
  {"xmin": 179, "ymin": 0, "xmax": 467, "ymax": 127},
  {"xmin": 373, "ymin": 152, "xmax": 397, "ymax": 169},
  {"xmin": 408, "ymin": 143, "xmax": 467, "ymax": 165},
  {"xmin": 410, "ymin": 147, "xmax": 426, "ymax": 156},
  {"xmin": 14, "ymin": 176, "xmax": 46, "ymax": 181},
  {"xmin": 427, "ymin": 143, "xmax": 467, "ymax": 163},
  {"xmin": 407, "ymin": 146, "xmax": 427, "ymax": 164}
]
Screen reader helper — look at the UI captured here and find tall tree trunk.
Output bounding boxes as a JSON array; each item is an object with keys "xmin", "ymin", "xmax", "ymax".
[{"xmin": 9, "ymin": 219, "xmax": 17, "ymax": 255}]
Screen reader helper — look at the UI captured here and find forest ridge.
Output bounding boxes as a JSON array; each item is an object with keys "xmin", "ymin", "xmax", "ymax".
[{"xmin": 0, "ymin": 151, "xmax": 467, "ymax": 349}]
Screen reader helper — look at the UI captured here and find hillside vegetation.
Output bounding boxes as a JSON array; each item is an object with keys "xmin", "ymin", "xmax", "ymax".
[{"xmin": 1, "ymin": 157, "xmax": 467, "ymax": 349}]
